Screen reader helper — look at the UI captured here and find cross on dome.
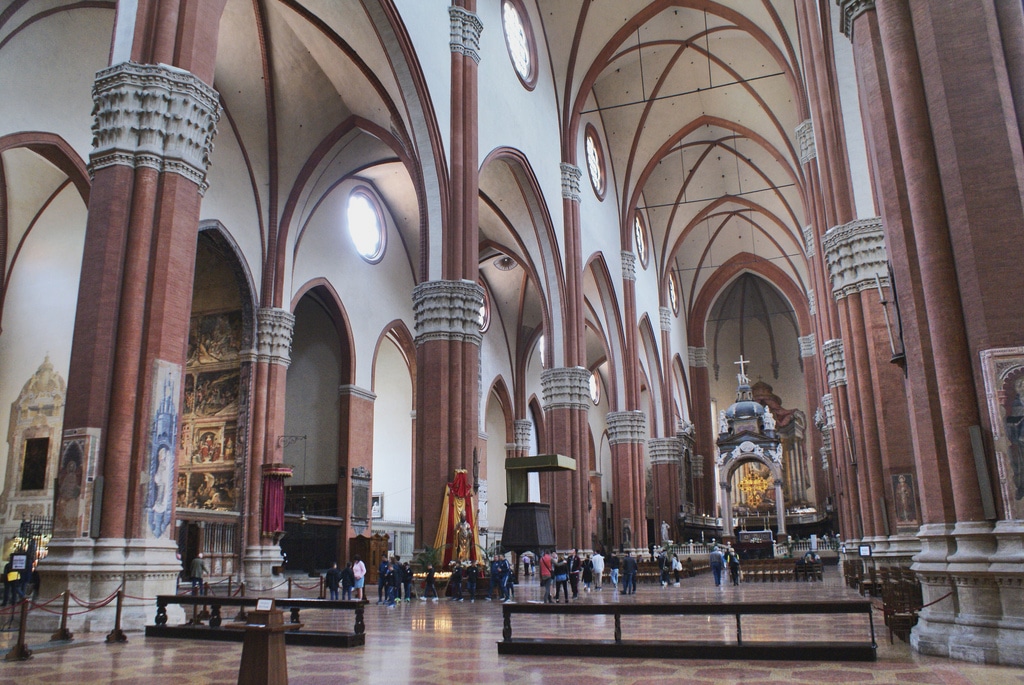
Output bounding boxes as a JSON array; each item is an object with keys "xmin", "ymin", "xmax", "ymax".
[{"xmin": 734, "ymin": 355, "xmax": 750, "ymax": 385}]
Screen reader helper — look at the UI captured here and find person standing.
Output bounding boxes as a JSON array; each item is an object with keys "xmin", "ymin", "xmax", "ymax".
[
  {"xmin": 568, "ymin": 549, "xmax": 582, "ymax": 599},
  {"xmin": 189, "ymin": 553, "xmax": 208, "ymax": 595},
  {"xmin": 726, "ymin": 546, "xmax": 741, "ymax": 586},
  {"xmin": 392, "ymin": 557, "xmax": 405, "ymax": 601},
  {"xmin": 325, "ymin": 562, "xmax": 342, "ymax": 600},
  {"xmin": 622, "ymin": 551, "xmax": 638, "ymax": 594},
  {"xmin": 539, "ymin": 550, "xmax": 554, "ymax": 604},
  {"xmin": 352, "ymin": 555, "xmax": 366, "ymax": 600},
  {"xmin": 340, "ymin": 562, "xmax": 355, "ymax": 600},
  {"xmin": 422, "ymin": 564, "xmax": 439, "ymax": 601},
  {"xmin": 671, "ymin": 554, "xmax": 682, "ymax": 586},
  {"xmin": 591, "ymin": 550, "xmax": 605, "ymax": 591},
  {"xmin": 402, "ymin": 561, "xmax": 414, "ymax": 601},
  {"xmin": 449, "ymin": 562, "xmax": 463, "ymax": 601},
  {"xmin": 582, "ymin": 555, "xmax": 594, "ymax": 592},
  {"xmin": 709, "ymin": 545, "xmax": 725, "ymax": 587},
  {"xmin": 377, "ymin": 554, "xmax": 389, "ymax": 604},
  {"xmin": 609, "ymin": 552, "xmax": 620, "ymax": 590},
  {"xmin": 552, "ymin": 554, "xmax": 570, "ymax": 603},
  {"xmin": 466, "ymin": 562, "xmax": 479, "ymax": 601}
]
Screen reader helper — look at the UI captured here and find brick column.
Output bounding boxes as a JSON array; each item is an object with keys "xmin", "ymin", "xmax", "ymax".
[
  {"xmin": 413, "ymin": 279, "xmax": 484, "ymax": 548},
  {"xmin": 607, "ymin": 410, "xmax": 647, "ymax": 552},
  {"xmin": 541, "ymin": 366, "xmax": 591, "ymax": 549},
  {"xmin": 242, "ymin": 308, "xmax": 296, "ymax": 579},
  {"xmin": 45, "ymin": 59, "xmax": 221, "ymax": 627},
  {"xmin": 687, "ymin": 345, "xmax": 714, "ymax": 516},
  {"xmin": 649, "ymin": 437, "xmax": 681, "ymax": 543}
]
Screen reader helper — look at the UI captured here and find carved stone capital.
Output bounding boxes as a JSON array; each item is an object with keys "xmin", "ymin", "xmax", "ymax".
[
  {"xmin": 823, "ymin": 339, "xmax": 847, "ymax": 387},
  {"xmin": 648, "ymin": 436, "xmax": 681, "ymax": 465},
  {"xmin": 449, "ymin": 6, "xmax": 483, "ymax": 64},
  {"xmin": 412, "ymin": 279, "xmax": 485, "ymax": 346},
  {"xmin": 560, "ymin": 162, "xmax": 582, "ymax": 203},
  {"xmin": 837, "ymin": 0, "xmax": 876, "ymax": 39},
  {"xmin": 541, "ymin": 367, "xmax": 591, "ymax": 411},
  {"xmin": 822, "ymin": 393, "xmax": 836, "ymax": 430},
  {"xmin": 807, "ymin": 289, "xmax": 817, "ymax": 317},
  {"xmin": 90, "ymin": 62, "xmax": 220, "ymax": 194},
  {"xmin": 514, "ymin": 419, "xmax": 533, "ymax": 450},
  {"xmin": 795, "ymin": 119, "xmax": 816, "ymax": 164},
  {"xmin": 256, "ymin": 308, "xmax": 295, "ymax": 367},
  {"xmin": 659, "ymin": 307, "xmax": 672, "ymax": 332},
  {"xmin": 803, "ymin": 225, "xmax": 815, "ymax": 258},
  {"xmin": 607, "ymin": 411, "xmax": 647, "ymax": 445},
  {"xmin": 822, "ymin": 217, "xmax": 888, "ymax": 300},
  {"xmin": 798, "ymin": 333, "xmax": 817, "ymax": 359},
  {"xmin": 621, "ymin": 251, "xmax": 636, "ymax": 282},
  {"xmin": 688, "ymin": 346, "xmax": 708, "ymax": 368}
]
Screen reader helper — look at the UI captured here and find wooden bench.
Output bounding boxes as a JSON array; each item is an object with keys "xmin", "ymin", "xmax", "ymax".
[
  {"xmin": 498, "ymin": 599, "xmax": 876, "ymax": 661},
  {"xmin": 145, "ymin": 594, "xmax": 366, "ymax": 647}
]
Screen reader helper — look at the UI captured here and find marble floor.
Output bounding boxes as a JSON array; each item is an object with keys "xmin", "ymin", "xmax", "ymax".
[{"xmin": 2, "ymin": 570, "xmax": 1023, "ymax": 684}]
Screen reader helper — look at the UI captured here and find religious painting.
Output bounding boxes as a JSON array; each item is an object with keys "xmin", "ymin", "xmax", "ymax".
[
  {"xmin": 191, "ymin": 427, "xmax": 224, "ymax": 464},
  {"xmin": 980, "ymin": 347, "xmax": 1024, "ymax": 521},
  {"xmin": 145, "ymin": 360, "xmax": 181, "ymax": 539},
  {"xmin": 187, "ymin": 311, "xmax": 243, "ymax": 366},
  {"xmin": 54, "ymin": 427, "xmax": 100, "ymax": 537},
  {"xmin": 187, "ymin": 369, "xmax": 241, "ymax": 418},
  {"xmin": 891, "ymin": 473, "xmax": 919, "ymax": 529},
  {"xmin": 183, "ymin": 470, "xmax": 237, "ymax": 511}
]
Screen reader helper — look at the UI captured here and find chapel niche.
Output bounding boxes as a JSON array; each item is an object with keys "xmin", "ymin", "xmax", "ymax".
[
  {"xmin": 175, "ymin": 229, "xmax": 254, "ymax": 576},
  {"xmin": 1, "ymin": 357, "xmax": 66, "ymax": 546}
]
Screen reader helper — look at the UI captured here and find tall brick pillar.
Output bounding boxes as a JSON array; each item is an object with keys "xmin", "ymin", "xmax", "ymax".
[
  {"xmin": 687, "ymin": 345, "xmax": 715, "ymax": 517},
  {"xmin": 541, "ymin": 367, "xmax": 592, "ymax": 550},
  {"xmin": 607, "ymin": 411, "xmax": 647, "ymax": 553},
  {"xmin": 649, "ymin": 437, "xmax": 681, "ymax": 544},
  {"xmin": 242, "ymin": 308, "xmax": 296, "ymax": 580},
  {"xmin": 413, "ymin": 280, "xmax": 484, "ymax": 549},
  {"xmin": 822, "ymin": 218, "xmax": 917, "ymax": 556},
  {"xmin": 42, "ymin": 57, "xmax": 221, "ymax": 630}
]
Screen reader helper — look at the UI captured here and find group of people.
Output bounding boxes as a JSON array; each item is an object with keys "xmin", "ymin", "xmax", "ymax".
[
  {"xmin": 709, "ymin": 545, "xmax": 741, "ymax": 586},
  {"xmin": 537, "ymin": 549, "xmax": 608, "ymax": 602},
  {"xmin": 323, "ymin": 554, "xmax": 367, "ymax": 601}
]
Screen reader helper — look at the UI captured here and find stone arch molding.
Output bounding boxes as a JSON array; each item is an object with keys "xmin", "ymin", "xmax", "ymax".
[{"xmin": 717, "ymin": 440, "xmax": 784, "ymax": 486}]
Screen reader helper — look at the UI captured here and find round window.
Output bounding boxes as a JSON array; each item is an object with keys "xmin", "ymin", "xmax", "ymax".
[
  {"xmin": 347, "ymin": 189, "xmax": 385, "ymax": 263},
  {"xmin": 502, "ymin": 0, "xmax": 537, "ymax": 89},
  {"xmin": 585, "ymin": 125, "xmax": 605, "ymax": 199}
]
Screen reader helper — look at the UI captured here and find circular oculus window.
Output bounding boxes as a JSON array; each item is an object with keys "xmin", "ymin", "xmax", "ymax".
[
  {"xmin": 502, "ymin": 0, "xmax": 536, "ymax": 89},
  {"xmin": 347, "ymin": 189, "xmax": 386, "ymax": 263},
  {"xmin": 585, "ymin": 125, "xmax": 605, "ymax": 198},
  {"xmin": 634, "ymin": 214, "xmax": 648, "ymax": 269},
  {"xmin": 668, "ymin": 270, "xmax": 680, "ymax": 314}
]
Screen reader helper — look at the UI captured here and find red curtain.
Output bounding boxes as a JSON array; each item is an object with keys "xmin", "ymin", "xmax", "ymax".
[{"xmin": 261, "ymin": 464, "xmax": 292, "ymax": 535}]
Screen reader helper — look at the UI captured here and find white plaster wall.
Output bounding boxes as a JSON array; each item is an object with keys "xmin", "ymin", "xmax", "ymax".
[
  {"xmin": 284, "ymin": 297, "xmax": 341, "ymax": 486},
  {"xmin": 371, "ymin": 339, "xmax": 413, "ymax": 524},
  {"xmin": 0, "ymin": 191, "xmax": 86, "ymax": 491},
  {"xmin": 484, "ymin": 395, "xmax": 508, "ymax": 532},
  {"xmin": 0, "ymin": 9, "xmax": 110, "ymax": 157},
  {"xmin": 289, "ymin": 180, "xmax": 415, "ymax": 389},
  {"xmin": 830, "ymin": 7, "xmax": 875, "ymax": 220}
]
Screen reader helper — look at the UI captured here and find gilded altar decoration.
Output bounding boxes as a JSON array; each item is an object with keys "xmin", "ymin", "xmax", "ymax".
[{"xmin": 433, "ymin": 470, "xmax": 481, "ymax": 566}]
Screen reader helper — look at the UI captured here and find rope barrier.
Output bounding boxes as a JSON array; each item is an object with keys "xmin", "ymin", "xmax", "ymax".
[{"xmin": 919, "ymin": 590, "xmax": 954, "ymax": 609}]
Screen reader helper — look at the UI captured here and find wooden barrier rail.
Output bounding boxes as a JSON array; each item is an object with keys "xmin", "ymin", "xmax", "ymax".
[
  {"xmin": 498, "ymin": 599, "xmax": 876, "ymax": 661},
  {"xmin": 146, "ymin": 595, "xmax": 366, "ymax": 648}
]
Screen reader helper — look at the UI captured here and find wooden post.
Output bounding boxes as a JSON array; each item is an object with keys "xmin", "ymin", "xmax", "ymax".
[
  {"xmin": 4, "ymin": 601, "xmax": 33, "ymax": 661},
  {"xmin": 105, "ymin": 589, "xmax": 128, "ymax": 643},
  {"xmin": 50, "ymin": 591, "xmax": 74, "ymax": 642}
]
